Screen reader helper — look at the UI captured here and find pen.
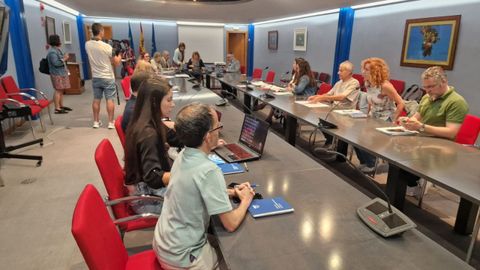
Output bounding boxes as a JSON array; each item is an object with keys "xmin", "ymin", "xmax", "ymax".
[
  {"xmin": 234, "ymin": 184, "xmax": 260, "ymax": 188},
  {"xmin": 243, "ymin": 162, "xmax": 249, "ymax": 172}
]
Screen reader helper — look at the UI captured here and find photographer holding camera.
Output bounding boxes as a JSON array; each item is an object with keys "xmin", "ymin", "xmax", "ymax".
[{"xmin": 85, "ymin": 23, "xmax": 122, "ymax": 129}]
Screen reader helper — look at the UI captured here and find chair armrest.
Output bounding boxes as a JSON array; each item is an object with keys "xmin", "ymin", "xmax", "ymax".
[
  {"xmin": 113, "ymin": 212, "xmax": 160, "ymax": 224},
  {"xmin": 105, "ymin": 194, "xmax": 164, "ymax": 206},
  {"xmin": 21, "ymin": 88, "xmax": 49, "ymax": 100},
  {"xmin": 0, "ymin": 98, "xmax": 25, "ymax": 106},
  {"xmin": 6, "ymin": 93, "xmax": 40, "ymax": 105}
]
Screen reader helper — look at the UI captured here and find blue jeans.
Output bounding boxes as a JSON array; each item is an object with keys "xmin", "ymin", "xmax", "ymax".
[
  {"xmin": 130, "ymin": 182, "xmax": 166, "ymax": 215},
  {"xmin": 354, "ymin": 147, "xmax": 376, "ymax": 168}
]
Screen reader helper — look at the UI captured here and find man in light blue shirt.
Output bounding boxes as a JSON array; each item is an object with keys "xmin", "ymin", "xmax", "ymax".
[{"xmin": 153, "ymin": 103, "xmax": 254, "ymax": 269}]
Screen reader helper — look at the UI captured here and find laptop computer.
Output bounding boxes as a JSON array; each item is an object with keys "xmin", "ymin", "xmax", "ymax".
[{"xmin": 214, "ymin": 114, "xmax": 270, "ymax": 162}]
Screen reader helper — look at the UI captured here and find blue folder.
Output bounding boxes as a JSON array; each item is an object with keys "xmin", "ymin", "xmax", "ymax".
[
  {"xmin": 217, "ymin": 163, "xmax": 245, "ymax": 175},
  {"xmin": 248, "ymin": 197, "xmax": 294, "ymax": 218}
]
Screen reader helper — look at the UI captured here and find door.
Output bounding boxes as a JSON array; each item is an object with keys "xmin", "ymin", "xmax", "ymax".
[{"xmin": 226, "ymin": 32, "xmax": 247, "ymax": 72}]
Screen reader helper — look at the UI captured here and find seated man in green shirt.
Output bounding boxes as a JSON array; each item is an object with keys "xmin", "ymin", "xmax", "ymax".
[
  {"xmin": 153, "ymin": 103, "xmax": 254, "ymax": 270},
  {"xmin": 401, "ymin": 66, "xmax": 468, "ymax": 196},
  {"xmin": 402, "ymin": 66, "xmax": 469, "ymax": 139}
]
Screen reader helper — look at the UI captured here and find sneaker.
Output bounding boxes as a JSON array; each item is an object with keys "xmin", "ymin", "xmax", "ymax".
[
  {"xmin": 93, "ymin": 121, "xmax": 102, "ymax": 129},
  {"xmin": 108, "ymin": 122, "xmax": 115, "ymax": 129}
]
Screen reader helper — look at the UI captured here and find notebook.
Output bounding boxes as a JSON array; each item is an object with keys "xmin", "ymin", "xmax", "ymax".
[
  {"xmin": 334, "ymin": 109, "xmax": 368, "ymax": 118},
  {"xmin": 295, "ymin": 100, "xmax": 329, "ymax": 108},
  {"xmin": 214, "ymin": 114, "xmax": 270, "ymax": 162},
  {"xmin": 217, "ymin": 163, "xmax": 245, "ymax": 175},
  {"xmin": 376, "ymin": 126, "xmax": 419, "ymax": 136},
  {"xmin": 248, "ymin": 197, "xmax": 294, "ymax": 218}
]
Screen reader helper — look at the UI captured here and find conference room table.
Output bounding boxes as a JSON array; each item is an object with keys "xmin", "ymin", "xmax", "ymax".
[
  {"xmin": 169, "ymin": 77, "xmax": 472, "ymax": 269},
  {"xmin": 206, "ymin": 72, "xmax": 480, "ymax": 260}
]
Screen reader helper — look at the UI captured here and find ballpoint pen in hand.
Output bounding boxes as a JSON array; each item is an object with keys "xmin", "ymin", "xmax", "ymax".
[{"xmin": 244, "ymin": 162, "xmax": 249, "ymax": 172}]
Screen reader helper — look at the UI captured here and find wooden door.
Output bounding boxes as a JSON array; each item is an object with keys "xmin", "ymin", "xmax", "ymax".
[{"xmin": 226, "ymin": 32, "xmax": 247, "ymax": 70}]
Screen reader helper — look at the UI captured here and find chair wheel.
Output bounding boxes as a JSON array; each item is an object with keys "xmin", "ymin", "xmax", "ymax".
[{"xmin": 36, "ymin": 160, "xmax": 42, "ymax": 167}]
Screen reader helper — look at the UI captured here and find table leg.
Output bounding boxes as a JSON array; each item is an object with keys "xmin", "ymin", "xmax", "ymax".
[
  {"xmin": 243, "ymin": 94, "xmax": 252, "ymax": 114},
  {"xmin": 335, "ymin": 139, "xmax": 348, "ymax": 162},
  {"xmin": 206, "ymin": 74, "xmax": 211, "ymax": 89},
  {"xmin": 466, "ymin": 210, "xmax": 480, "ymax": 263},
  {"xmin": 385, "ymin": 165, "xmax": 412, "ymax": 210},
  {"xmin": 285, "ymin": 116, "xmax": 297, "ymax": 146},
  {"xmin": 454, "ymin": 198, "xmax": 478, "ymax": 235}
]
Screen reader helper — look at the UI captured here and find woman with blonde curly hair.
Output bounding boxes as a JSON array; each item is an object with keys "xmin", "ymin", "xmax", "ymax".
[{"xmin": 355, "ymin": 57, "xmax": 405, "ymax": 173}]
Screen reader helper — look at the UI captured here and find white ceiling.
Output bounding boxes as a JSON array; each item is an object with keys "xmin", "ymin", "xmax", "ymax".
[{"xmin": 55, "ymin": 0, "xmax": 375, "ymax": 23}]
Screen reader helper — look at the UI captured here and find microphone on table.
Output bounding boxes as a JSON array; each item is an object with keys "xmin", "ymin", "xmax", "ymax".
[
  {"xmin": 318, "ymin": 86, "xmax": 360, "ymax": 130},
  {"xmin": 315, "ymin": 149, "xmax": 416, "ymax": 237}
]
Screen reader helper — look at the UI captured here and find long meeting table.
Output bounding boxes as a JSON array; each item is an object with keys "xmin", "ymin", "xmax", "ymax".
[
  {"xmin": 207, "ymin": 72, "xmax": 480, "ymax": 262},
  {"xmin": 170, "ymin": 76, "xmax": 473, "ymax": 269}
]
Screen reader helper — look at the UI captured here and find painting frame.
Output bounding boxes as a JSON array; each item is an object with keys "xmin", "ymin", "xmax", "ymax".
[
  {"xmin": 45, "ymin": 16, "xmax": 56, "ymax": 43},
  {"xmin": 268, "ymin": 30, "xmax": 278, "ymax": 50},
  {"xmin": 293, "ymin": 28, "xmax": 307, "ymax": 51},
  {"xmin": 400, "ymin": 15, "xmax": 461, "ymax": 70},
  {"xmin": 63, "ymin": 21, "xmax": 72, "ymax": 45}
]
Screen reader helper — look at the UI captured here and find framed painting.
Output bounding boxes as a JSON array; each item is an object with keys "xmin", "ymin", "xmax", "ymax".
[
  {"xmin": 45, "ymin": 16, "xmax": 56, "ymax": 42},
  {"xmin": 293, "ymin": 28, "xmax": 307, "ymax": 51},
  {"xmin": 400, "ymin": 15, "xmax": 461, "ymax": 70},
  {"xmin": 268, "ymin": 30, "xmax": 278, "ymax": 50},
  {"xmin": 63, "ymin": 21, "xmax": 72, "ymax": 44}
]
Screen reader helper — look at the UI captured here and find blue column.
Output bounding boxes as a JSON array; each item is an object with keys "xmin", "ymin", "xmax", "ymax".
[
  {"xmin": 332, "ymin": 7, "xmax": 355, "ymax": 83},
  {"xmin": 247, "ymin": 23, "xmax": 255, "ymax": 77},
  {"xmin": 76, "ymin": 14, "xmax": 90, "ymax": 80},
  {"xmin": 5, "ymin": 0, "xmax": 35, "ymax": 88}
]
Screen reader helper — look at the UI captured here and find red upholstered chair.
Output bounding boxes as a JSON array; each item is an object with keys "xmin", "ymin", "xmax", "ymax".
[
  {"xmin": 318, "ymin": 72, "xmax": 330, "ymax": 84},
  {"xmin": 1, "ymin": 75, "xmax": 53, "ymax": 126},
  {"xmin": 317, "ymin": 83, "xmax": 332, "ymax": 95},
  {"xmin": 265, "ymin": 71, "xmax": 275, "ymax": 83},
  {"xmin": 390, "ymin": 79, "xmax": 405, "ymax": 96},
  {"xmin": 252, "ymin": 68, "xmax": 263, "ymax": 80},
  {"xmin": 240, "ymin": 65, "xmax": 246, "ymax": 74},
  {"xmin": 121, "ymin": 76, "xmax": 132, "ymax": 100},
  {"xmin": 94, "ymin": 139, "xmax": 160, "ymax": 236},
  {"xmin": 115, "ymin": 116, "xmax": 126, "ymax": 149},
  {"xmin": 455, "ymin": 114, "xmax": 480, "ymax": 145},
  {"xmin": 352, "ymin": 73, "xmax": 365, "ymax": 92},
  {"xmin": 72, "ymin": 184, "xmax": 163, "ymax": 270},
  {"xmin": 0, "ymin": 82, "xmax": 44, "ymax": 136}
]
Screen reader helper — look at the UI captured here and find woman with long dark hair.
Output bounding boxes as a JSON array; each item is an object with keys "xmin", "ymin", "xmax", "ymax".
[
  {"xmin": 124, "ymin": 77, "xmax": 177, "ymax": 214},
  {"xmin": 286, "ymin": 59, "xmax": 317, "ymax": 96}
]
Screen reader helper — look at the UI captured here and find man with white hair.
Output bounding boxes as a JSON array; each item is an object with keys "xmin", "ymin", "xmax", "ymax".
[
  {"xmin": 160, "ymin": 50, "xmax": 172, "ymax": 69},
  {"xmin": 309, "ymin": 61, "xmax": 360, "ymax": 152},
  {"xmin": 226, "ymin": 53, "xmax": 240, "ymax": 73}
]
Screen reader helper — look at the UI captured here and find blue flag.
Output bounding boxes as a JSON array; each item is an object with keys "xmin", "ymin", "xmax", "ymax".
[
  {"xmin": 151, "ymin": 23, "xmax": 157, "ymax": 56},
  {"xmin": 128, "ymin": 21, "xmax": 135, "ymax": 54}
]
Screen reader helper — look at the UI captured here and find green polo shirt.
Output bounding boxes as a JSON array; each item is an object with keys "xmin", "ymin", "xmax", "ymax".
[{"xmin": 418, "ymin": 86, "xmax": 468, "ymax": 127}]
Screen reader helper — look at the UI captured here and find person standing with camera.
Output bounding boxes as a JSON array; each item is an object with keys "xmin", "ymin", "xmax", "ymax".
[
  {"xmin": 85, "ymin": 23, "xmax": 122, "ymax": 129},
  {"xmin": 47, "ymin": 34, "xmax": 71, "ymax": 114}
]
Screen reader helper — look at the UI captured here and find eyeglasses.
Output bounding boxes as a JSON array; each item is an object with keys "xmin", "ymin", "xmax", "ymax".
[{"xmin": 208, "ymin": 124, "xmax": 223, "ymax": 133}]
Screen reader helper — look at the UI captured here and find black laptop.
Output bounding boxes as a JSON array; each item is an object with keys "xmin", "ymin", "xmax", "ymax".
[{"xmin": 214, "ymin": 114, "xmax": 270, "ymax": 162}]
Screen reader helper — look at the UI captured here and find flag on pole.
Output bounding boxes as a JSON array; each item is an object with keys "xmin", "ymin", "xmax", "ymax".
[
  {"xmin": 151, "ymin": 23, "xmax": 157, "ymax": 56},
  {"xmin": 128, "ymin": 21, "xmax": 135, "ymax": 54},
  {"xmin": 139, "ymin": 22, "xmax": 145, "ymax": 55}
]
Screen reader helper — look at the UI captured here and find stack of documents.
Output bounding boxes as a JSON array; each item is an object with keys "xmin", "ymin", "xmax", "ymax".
[{"xmin": 295, "ymin": 101, "xmax": 329, "ymax": 108}]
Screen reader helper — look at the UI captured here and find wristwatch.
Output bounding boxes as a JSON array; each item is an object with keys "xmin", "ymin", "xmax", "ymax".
[{"xmin": 419, "ymin": 123, "xmax": 426, "ymax": 132}]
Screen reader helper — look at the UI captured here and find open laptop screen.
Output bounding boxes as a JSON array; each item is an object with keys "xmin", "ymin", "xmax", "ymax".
[{"xmin": 239, "ymin": 115, "xmax": 269, "ymax": 154}]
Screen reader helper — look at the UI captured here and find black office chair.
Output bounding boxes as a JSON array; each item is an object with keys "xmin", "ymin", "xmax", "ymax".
[{"xmin": 0, "ymin": 103, "xmax": 43, "ymax": 167}]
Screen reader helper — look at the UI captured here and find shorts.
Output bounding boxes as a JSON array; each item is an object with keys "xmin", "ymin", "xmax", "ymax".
[{"xmin": 92, "ymin": 78, "xmax": 116, "ymax": 100}]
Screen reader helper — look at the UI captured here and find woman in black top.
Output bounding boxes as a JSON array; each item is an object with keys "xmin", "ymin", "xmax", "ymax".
[
  {"xmin": 124, "ymin": 77, "xmax": 178, "ymax": 214},
  {"xmin": 187, "ymin": 51, "xmax": 205, "ymax": 80}
]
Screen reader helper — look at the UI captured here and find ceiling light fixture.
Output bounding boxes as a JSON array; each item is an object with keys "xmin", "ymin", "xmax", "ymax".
[
  {"xmin": 351, "ymin": 0, "xmax": 414, "ymax": 9},
  {"xmin": 177, "ymin": 21, "xmax": 225, "ymax": 27},
  {"xmin": 253, "ymin": 8, "xmax": 340, "ymax": 26},
  {"xmin": 38, "ymin": 0, "xmax": 80, "ymax": 16}
]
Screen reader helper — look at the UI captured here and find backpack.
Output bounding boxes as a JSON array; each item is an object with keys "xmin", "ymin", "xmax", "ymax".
[{"xmin": 39, "ymin": 58, "xmax": 50, "ymax": 74}]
